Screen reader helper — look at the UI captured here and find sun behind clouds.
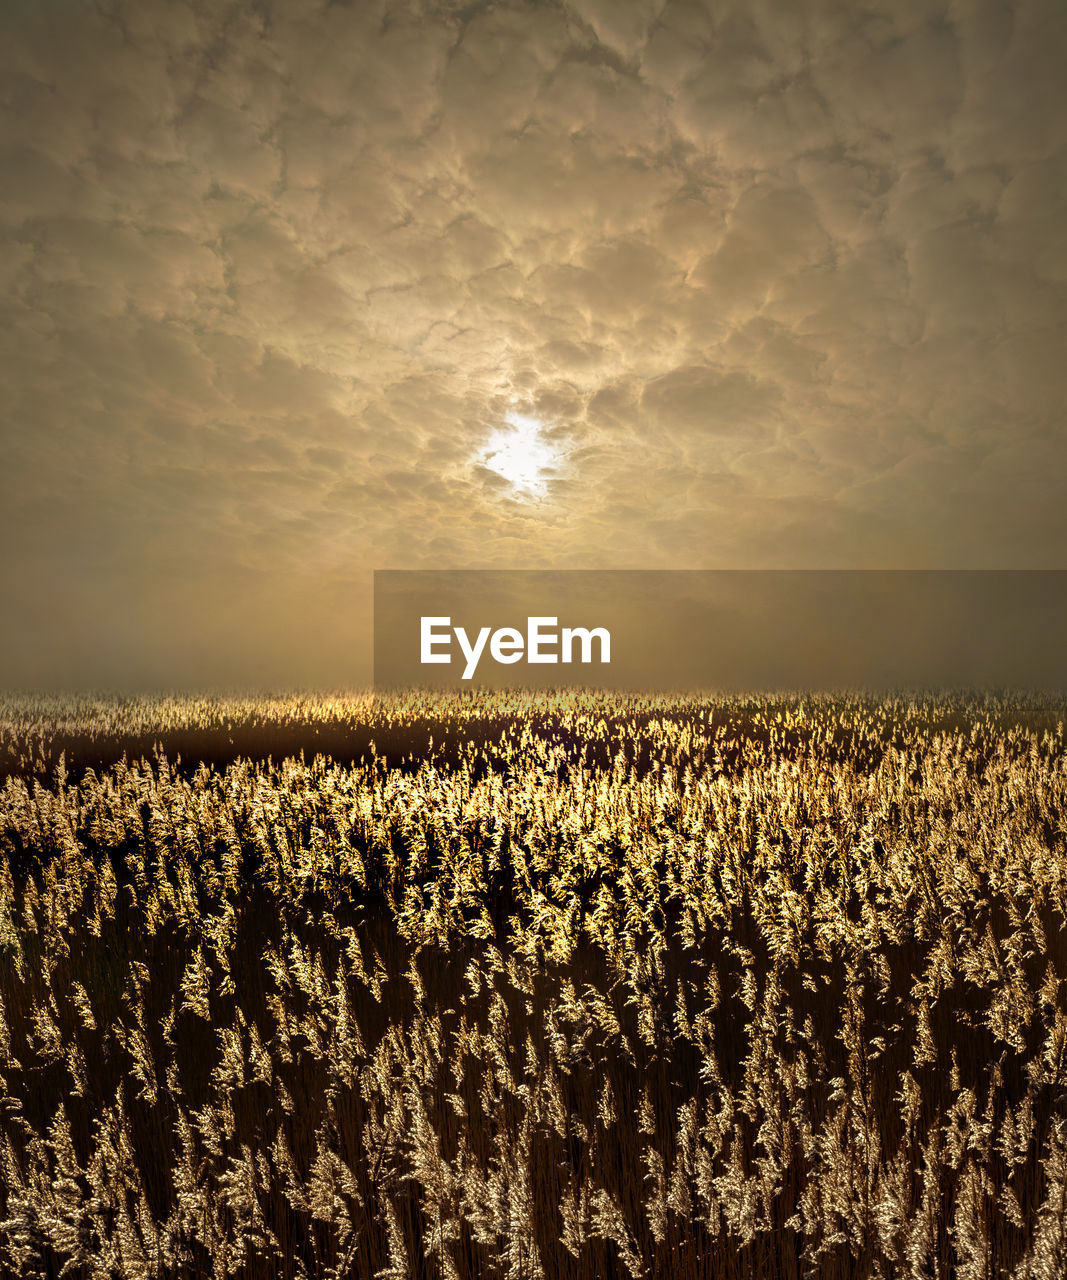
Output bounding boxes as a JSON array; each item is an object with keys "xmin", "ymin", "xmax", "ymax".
[{"xmin": 480, "ymin": 413, "xmax": 560, "ymax": 497}]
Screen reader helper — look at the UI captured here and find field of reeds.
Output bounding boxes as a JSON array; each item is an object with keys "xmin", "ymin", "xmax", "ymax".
[{"xmin": 1, "ymin": 689, "xmax": 1067, "ymax": 1279}]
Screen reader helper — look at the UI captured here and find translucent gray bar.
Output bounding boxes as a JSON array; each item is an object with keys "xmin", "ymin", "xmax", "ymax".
[{"xmin": 373, "ymin": 570, "xmax": 1067, "ymax": 692}]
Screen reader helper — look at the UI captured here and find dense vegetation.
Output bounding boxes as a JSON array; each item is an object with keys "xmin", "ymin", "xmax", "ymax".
[{"xmin": 1, "ymin": 691, "xmax": 1066, "ymax": 1278}]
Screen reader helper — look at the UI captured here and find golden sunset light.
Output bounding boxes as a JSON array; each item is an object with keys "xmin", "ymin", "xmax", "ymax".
[
  {"xmin": 1, "ymin": 0, "xmax": 1064, "ymax": 686},
  {"xmin": 2, "ymin": 5, "xmax": 1067, "ymax": 1276}
]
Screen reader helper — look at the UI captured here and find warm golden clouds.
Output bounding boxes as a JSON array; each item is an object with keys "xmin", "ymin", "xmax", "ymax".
[{"xmin": 1, "ymin": 0, "xmax": 1066, "ymax": 684}]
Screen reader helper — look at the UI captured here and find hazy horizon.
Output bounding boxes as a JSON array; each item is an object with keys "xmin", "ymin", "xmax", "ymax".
[{"xmin": 3, "ymin": 0, "xmax": 1066, "ymax": 688}]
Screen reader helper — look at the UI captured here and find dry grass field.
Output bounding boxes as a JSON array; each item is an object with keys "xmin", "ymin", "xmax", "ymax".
[{"xmin": 1, "ymin": 690, "xmax": 1066, "ymax": 1279}]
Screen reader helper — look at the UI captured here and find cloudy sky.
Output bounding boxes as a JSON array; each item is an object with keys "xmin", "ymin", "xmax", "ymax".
[{"xmin": 2, "ymin": 0, "xmax": 1065, "ymax": 687}]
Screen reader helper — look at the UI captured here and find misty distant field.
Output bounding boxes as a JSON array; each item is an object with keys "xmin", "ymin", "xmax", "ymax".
[{"xmin": 2, "ymin": 691, "xmax": 1067, "ymax": 1279}]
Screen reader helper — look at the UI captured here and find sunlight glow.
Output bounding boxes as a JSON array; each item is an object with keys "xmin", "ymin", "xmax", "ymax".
[{"xmin": 481, "ymin": 414, "xmax": 557, "ymax": 496}]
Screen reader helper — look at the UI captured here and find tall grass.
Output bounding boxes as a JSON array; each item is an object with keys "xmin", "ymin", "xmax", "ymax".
[{"xmin": 0, "ymin": 690, "xmax": 1065, "ymax": 1278}]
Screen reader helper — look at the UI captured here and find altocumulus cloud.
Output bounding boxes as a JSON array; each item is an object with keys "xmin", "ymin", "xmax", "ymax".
[{"xmin": 1, "ymin": 0, "xmax": 1065, "ymax": 685}]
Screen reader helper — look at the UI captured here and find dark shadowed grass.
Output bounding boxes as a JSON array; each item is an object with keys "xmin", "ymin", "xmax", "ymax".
[{"xmin": 0, "ymin": 691, "xmax": 1066, "ymax": 1277}]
